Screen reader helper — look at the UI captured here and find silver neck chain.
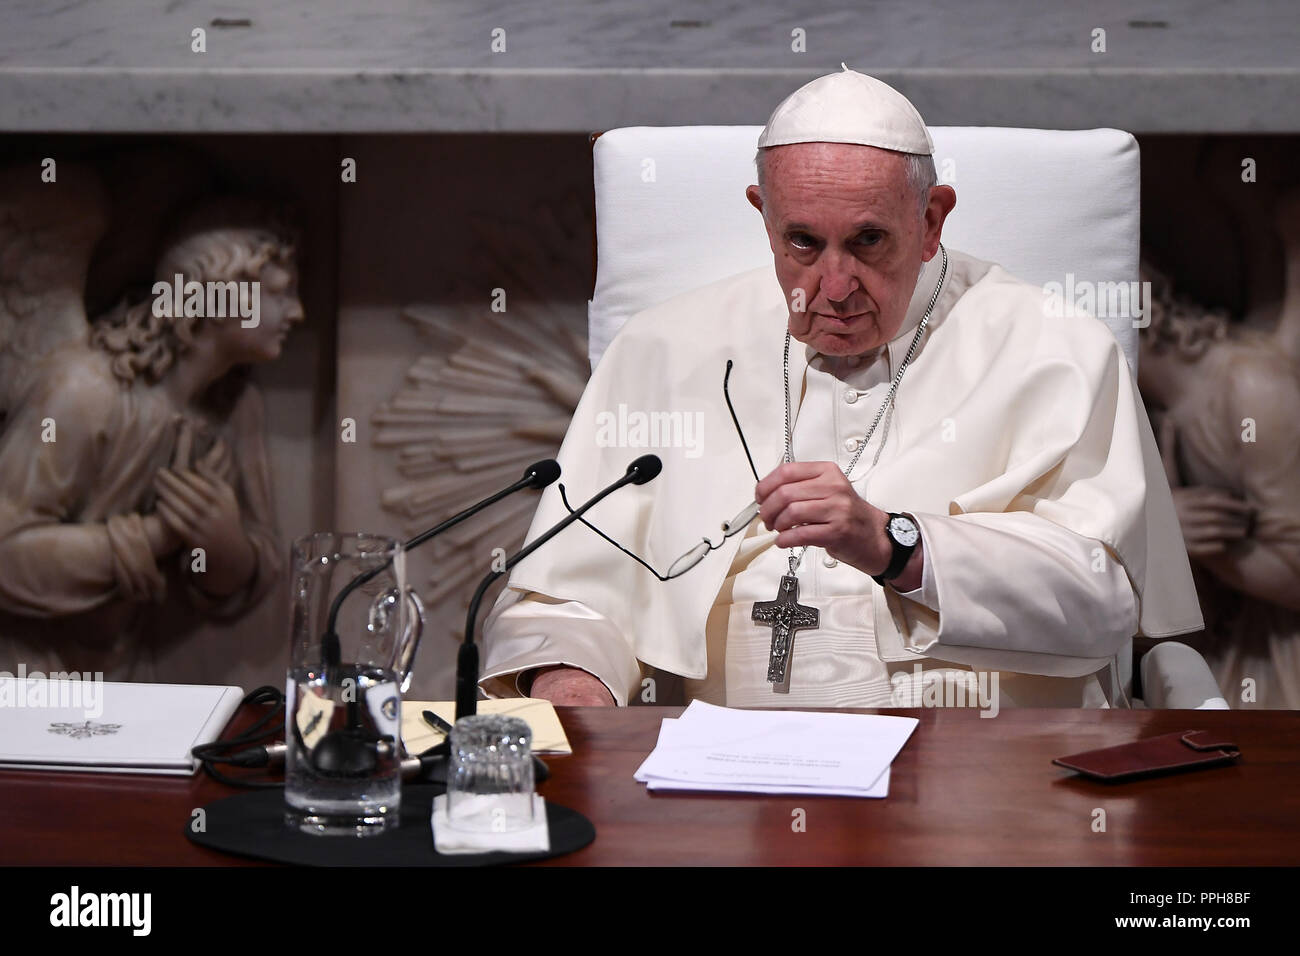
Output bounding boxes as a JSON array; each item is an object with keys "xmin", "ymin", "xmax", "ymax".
[{"xmin": 781, "ymin": 243, "xmax": 948, "ymax": 576}]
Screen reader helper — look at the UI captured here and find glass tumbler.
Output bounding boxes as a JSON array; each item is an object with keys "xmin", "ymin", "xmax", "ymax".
[{"xmin": 445, "ymin": 714, "xmax": 537, "ymax": 833}]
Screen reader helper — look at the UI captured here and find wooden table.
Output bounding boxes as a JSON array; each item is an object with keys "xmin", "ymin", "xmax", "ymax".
[{"xmin": 2, "ymin": 706, "xmax": 1298, "ymax": 866}]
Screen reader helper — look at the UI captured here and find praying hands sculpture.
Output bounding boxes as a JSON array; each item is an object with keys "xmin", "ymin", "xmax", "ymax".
[
  {"xmin": 1139, "ymin": 191, "xmax": 1300, "ymax": 708},
  {"xmin": 0, "ymin": 163, "xmax": 300, "ymax": 679}
]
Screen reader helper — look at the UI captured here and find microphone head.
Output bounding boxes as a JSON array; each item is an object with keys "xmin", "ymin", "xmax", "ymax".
[
  {"xmin": 524, "ymin": 458, "xmax": 561, "ymax": 489},
  {"xmin": 310, "ymin": 729, "xmax": 381, "ymax": 778},
  {"xmin": 627, "ymin": 454, "xmax": 662, "ymax": 485}
]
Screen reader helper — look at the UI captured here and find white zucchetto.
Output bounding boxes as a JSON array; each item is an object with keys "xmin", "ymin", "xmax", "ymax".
[{"xmin": 757, "ymin": 64, "xmax": 935, "ymax": 155}]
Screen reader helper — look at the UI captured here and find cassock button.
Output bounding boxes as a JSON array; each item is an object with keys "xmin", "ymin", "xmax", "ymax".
[
  {"xmin": 844, "ymin": 437, "xmax": 860, "ymax": 452},
  {"xmin": 823, "ymin": 553, "xmax": 838, "ymax": 568},
  {"xmin": 844, "ymin": 388, "xmax": 859, "ymax": 404}
]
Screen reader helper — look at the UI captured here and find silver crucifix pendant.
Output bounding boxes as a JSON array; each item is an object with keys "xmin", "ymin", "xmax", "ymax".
[{"xmin": 752, "ymin": 574, "xmax": 819, "ymax": 685}]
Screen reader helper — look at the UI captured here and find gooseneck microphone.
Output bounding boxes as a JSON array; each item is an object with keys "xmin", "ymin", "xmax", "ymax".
[
  {"xmin": 455, "ymin": 454, "xmax": 663, "ymax": 720},
  {"xmin": 308, "ymin": 458, "xmax": 560, "ymax": 778},
  {"xmin": 319, "ymin": 458, "xmax": 561, "ymax": 669}
]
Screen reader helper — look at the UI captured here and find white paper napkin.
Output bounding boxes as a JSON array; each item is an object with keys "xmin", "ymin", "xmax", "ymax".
[{"xmin": 431, "ymin": 793, "xmax": 551, "ymax": 855}]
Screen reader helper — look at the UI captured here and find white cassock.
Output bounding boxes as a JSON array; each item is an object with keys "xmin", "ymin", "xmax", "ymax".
[{"xmin": 480, "ymin": 248, "xmax": 1205, "ymax": 708}]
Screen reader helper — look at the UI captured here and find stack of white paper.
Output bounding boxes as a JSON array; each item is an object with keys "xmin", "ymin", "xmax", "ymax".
[{"xmin": 634, "ymin": 701, "xmax": 917, "ymax": 797}]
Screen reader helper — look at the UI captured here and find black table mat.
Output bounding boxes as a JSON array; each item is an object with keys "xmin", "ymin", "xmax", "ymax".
[{"xmin": 186, "ymin": 785, "xmax": 594, "ymax": 866}]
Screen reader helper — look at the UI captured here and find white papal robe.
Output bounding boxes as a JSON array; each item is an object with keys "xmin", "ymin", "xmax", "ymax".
[{"xmin": 480, "ymin": 248, "xmax": 1205, "ymax": 708}]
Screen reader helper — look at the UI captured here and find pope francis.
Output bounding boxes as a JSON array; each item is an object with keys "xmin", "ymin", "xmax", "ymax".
[{"xmin": 480, "ymin": 67, "xmax": 1204, "ymax": 710}]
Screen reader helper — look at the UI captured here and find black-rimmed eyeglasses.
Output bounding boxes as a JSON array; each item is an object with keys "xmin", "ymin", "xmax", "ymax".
[{"xmin": 556, "ymin": 360, "xmax": 762, "ymax": 580}]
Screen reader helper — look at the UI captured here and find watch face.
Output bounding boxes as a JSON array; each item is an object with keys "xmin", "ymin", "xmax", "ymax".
[{"xmin": 889, "ymin": 515, "xmax": 919, "ymax": 547}]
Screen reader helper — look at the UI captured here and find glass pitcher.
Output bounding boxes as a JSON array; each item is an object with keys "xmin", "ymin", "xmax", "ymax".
[{"xmin": 284, "ymin": 532, "xmax": 425, "ymax": 836}]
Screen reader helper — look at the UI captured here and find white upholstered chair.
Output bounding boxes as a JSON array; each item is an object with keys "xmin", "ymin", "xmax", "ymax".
[{"xmin": 587, "ymin": 125, "xmax": 1226, "ymax": 709}]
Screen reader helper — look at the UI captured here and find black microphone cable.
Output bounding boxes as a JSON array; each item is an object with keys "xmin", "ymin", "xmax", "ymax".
[
  {"xmin": 190, "ymin": 685, "xmax": 287, "ymax": 789},
  {"xmin": 190, "ymin": 686, "xmax": 454, "ymax": 788}
]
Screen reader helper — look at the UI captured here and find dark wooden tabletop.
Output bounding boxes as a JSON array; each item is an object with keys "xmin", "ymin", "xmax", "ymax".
[{"xmin": 2, "ymin": 705, "xmax": 1297, "ymax": 866}]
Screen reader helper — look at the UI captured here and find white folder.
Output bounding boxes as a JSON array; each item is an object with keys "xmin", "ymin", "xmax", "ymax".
[{"xmin": 0, "ymin": 678, "xmax": 243, "ymax": 776}]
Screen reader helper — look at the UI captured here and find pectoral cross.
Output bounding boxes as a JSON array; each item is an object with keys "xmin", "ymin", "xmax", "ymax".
[{"xmin": 752, "ymin": 575, "xmax": 819, "ymax": 685}]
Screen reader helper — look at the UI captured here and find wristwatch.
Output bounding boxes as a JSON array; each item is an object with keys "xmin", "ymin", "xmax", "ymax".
[{"xmin": 871, "ymin": 512, "xmax": 920, "ymax": 586}]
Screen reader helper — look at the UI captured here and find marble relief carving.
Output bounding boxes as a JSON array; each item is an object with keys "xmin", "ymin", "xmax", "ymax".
[
  {"xmin": 0, "ymin": 163, "xmax": 300, "ymax": 679},
  {"xmin": 1139, "ymin": 192, "xmax": 1300, "ymax": 708},
  {"xmin": 371, "ymin": 205, "xmax": 588, "ymax": 639}
]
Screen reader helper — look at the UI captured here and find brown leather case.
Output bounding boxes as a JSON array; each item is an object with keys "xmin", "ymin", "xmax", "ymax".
[{"xmin": 1053, "ymin": 730, "xmax": 1241, "ymax": 782}]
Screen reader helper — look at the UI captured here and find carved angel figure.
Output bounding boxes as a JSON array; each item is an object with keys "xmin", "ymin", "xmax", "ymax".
[
  {"xmin": 1139, "ymin": 192, "xmax": 1300, "ymax": 708},
  {"xmin": 0, "ymin": 163, "xmax": 300, "ymax": 679}
]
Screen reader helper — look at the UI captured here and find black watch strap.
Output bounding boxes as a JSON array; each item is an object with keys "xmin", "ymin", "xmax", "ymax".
[{"xmin": 871, "ymin": 513, "xmax": 918, "ymax": 586}]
